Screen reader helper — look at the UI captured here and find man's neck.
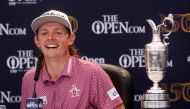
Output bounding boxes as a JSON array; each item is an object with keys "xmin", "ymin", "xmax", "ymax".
[{"xmin": 45, "ymin": 55, "xmax": 71, "ymax": 81}]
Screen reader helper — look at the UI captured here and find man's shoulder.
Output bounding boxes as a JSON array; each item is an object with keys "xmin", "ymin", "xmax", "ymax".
[
  {"xmin": 74, "ymin": 58, "xmax": 106, "ymax": 77},
  {"xmin": 22, "ymin": 67, "xmax": 36, "ymax": 80},
  {"xmin": 76, "ymin": 58, "xmax": 101, "ymax": 70}
]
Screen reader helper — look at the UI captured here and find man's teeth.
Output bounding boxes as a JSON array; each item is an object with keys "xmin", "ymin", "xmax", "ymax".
[{"xmin": 46, "ymin": 44, "xmax": 58, "ymax": 48}]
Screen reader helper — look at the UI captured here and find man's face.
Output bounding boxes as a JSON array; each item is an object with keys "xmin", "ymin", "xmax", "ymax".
[{"xmin": 34, "ymin": 21, "xmax": 75, "ymax": 59}]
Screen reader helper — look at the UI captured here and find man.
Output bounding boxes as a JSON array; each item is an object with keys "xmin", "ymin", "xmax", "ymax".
[{"xmin": 20, "ymin": 10, "xmax": 125, "ymax": 109}]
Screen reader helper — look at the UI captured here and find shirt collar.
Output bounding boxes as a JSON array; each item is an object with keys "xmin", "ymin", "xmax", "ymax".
[{"xmin": 42, "ymin": 57, "xmax": 73, "ymax": 82}]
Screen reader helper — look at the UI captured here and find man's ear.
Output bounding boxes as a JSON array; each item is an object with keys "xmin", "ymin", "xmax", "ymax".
[
  {"xmin": 34, "ymin": 36, "xmax": 40, "ymax": 48},
  {"xmin": 69, "ymin": 33, "xmax": 76, "ymax": 45}
]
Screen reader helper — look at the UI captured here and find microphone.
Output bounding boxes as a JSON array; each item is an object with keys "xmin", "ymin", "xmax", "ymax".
[{"xmin": 26, "ymin": 53, "xmax": 44, "ymax": 109}]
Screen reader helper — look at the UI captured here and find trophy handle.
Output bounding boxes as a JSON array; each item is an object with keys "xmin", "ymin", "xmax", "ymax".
[{"xmin": 159, "ymin": 14, "xmax": 174, "ymax": 45}]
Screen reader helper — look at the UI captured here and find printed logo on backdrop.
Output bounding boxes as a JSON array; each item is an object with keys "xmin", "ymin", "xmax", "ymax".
[
  {"xmin": 81, "ymin": 56, "xmax": 105, "ymax": 64},
  {"xmin": 134, "ymin": 82, "xmax": 190, "ymax": 103},
  {"xmin": 0, "ymin": 91, "xmax": 21, "ymax": 103},
  {"xmin": 8, "ymin": 0, "xmax": 42, "ymax": 6},
  {"xmin": 187, "ymin": 55, "xmax": 190, "ymax": 63},
  {"xmin": 6, "ymin": 50, "xmax": 38, "ymax": 74},
  {"xmin": 160, "ymin": 13, "xmax": 190, "ymax": 33},
  {"xmin": 0, "ymin": 23, "xmax": 26, "ymax": 36},
  {"xmin": 119, "ymin": 49, "xmax": 173, "ymax": 68},
  {"xmin": 91, "ymin": 15, "xmax": 145, "ymax": 34}
]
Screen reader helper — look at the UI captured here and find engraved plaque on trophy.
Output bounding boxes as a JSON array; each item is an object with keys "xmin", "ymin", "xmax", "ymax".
[{"xmin": 141, "ymin": 14, "xmax": 174, "ymax": 109}]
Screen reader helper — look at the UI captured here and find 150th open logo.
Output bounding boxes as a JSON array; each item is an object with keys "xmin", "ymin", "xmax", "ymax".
[{"xmin": 160, "ymin": 14, "xmax": 190, "ymax": 33}]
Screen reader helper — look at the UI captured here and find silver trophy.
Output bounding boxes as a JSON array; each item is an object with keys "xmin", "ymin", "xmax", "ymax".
[{"xmin": 141, "ymin": 14, "xmax": 174, "ymax": 108}]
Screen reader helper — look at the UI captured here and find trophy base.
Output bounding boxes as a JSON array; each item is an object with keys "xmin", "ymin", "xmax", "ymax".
[{"xmin": 141, "ymin": 92, "xmax": 170, "ymax": 109}]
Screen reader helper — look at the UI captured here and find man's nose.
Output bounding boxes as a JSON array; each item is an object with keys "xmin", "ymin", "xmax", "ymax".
[{"xmin": 47, "ymin": 33, "xmax": 54, "ymax": 40}]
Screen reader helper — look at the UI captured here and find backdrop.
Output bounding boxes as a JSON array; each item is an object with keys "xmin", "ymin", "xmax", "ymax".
[{"xmin": 0, "ymin": 0, "xmax": 190, "ymax": 108}]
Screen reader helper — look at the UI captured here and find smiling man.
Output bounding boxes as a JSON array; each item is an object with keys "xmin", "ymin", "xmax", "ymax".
[{"xmin": 20, "ymin": 10, "xmax": 125, "ymax": 109}]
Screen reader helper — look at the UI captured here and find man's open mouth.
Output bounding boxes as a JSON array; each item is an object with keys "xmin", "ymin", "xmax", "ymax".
[{"xmin": 45, "ymin": 44, "xmax": 58, "ymax": 49}]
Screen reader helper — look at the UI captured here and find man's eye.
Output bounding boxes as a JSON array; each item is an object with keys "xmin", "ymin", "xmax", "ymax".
[
  {"xmin": 40, "ymin": 32, "xmax": 48, "ymax": 35},
  {"xmin": 56, "ymin": 31, "xmax": 63, "ymax": 34}
]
